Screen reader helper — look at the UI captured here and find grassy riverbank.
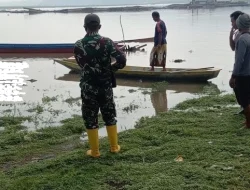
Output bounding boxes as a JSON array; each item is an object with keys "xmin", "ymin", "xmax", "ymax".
[{"xmin": 1, "ymin": 94, "xmax": 250, "ymax": 190}]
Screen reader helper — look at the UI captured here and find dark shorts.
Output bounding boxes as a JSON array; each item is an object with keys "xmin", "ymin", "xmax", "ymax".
[
  {"xmin": 233, "ymin": 87, "xmax": 241, "ymax": 105},
  {"xmin": 80, "ymin": 82, "xmax": 117, "ymax": 129},
  {"xmin": 235, "ymin": 76, "xmax": 250, "ymax": 109}
]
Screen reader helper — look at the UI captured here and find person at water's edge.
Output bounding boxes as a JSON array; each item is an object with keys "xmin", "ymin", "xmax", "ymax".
[
  {"xmin": 230, "ymin": 11, "xmax": 245, "ymax": 115},
  {"xmin": 74, "ymin": 13, "xmax": 127, "ymax": 157},
  {"xmin": 150, "ymin": 11, "xmax": 167, "ymax": 71},
  {"xmin": 230, "ymin": 13, "xmax": 250, "ymax": 128}
]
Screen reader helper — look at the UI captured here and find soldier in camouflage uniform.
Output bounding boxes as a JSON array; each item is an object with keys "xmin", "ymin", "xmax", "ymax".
[{"xmin": 74, "ymin": 13, "xmax": 127, "ymax": 158}]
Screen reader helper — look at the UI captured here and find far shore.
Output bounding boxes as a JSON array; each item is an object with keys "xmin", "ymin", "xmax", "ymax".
[{"xmin": 0, "ymin": 2, "xmax": 249, "ymax": 14}]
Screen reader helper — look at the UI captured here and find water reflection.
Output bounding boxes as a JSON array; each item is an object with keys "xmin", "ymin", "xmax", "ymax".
[
  {"xmin": 151, "ymin": 90, "xmax": 168, "ymax": 114},
  {"xmin": 56, "ymin": 73, "xmax": 217, "ymax": 114},
  {"xmin": 0, "ymin": 58, "xmax": 219, "ymax": 134},
  {"xmin": 116, "ymin": 79, "xmax": 217, "ymax": 115}
]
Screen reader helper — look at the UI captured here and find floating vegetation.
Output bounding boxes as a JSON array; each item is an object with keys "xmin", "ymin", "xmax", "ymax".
[
  {"xmin": 122, "ymin": 103, "xmax": 139, "ymax": 113},
  {"xmin": 27, "ymin": 105, "xmax": 44, "ymax": 114},
  {"xmin": 2, "ymin": 109, "xmax": 12, "ymax": 113},
  {"xmin": 171, "ymin": 59, "xmax": 186, "ymax": 63},
  {"xmin": 42, "ymin": 96, "xmax": 58, "ymax": 104},
  {"xmin": 141, "ymin": 90, "xmax": 151, "ymax": 95},
  {"xmin": 64, "ymin": 97, "xmax": 81, "ymax": 106},
  {"xmin": 128, "ymin": 89, "xmax": 137, "ymax": 93},
  {"xmin": 201, "ymin": 83, "xmax": 221, "ymax": 96},
  {"xmin": 47, "ymin": 109, "xmax": 65, "ymax": 117},
  {"xmin": 26, "ymin": 79, "xmax": 37, "ymax": 83}
]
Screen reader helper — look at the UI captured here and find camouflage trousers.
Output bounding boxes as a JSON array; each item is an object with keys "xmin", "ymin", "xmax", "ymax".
[{"xmin": 80, "ymin": 82, "xmax": 117, "ymax": 129}]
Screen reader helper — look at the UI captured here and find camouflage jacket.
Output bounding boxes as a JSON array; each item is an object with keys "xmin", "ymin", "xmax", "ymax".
[{"xmin": 74, "ymin": 33, "xmax": 126, "ymax": 86}]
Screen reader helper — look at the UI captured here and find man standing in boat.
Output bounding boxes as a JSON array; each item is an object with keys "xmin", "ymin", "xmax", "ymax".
[
  {"xmin": 150, "ymin": 11, "xmax": 167, "ymax": 71},
  {"xmin": 74, "ymin": 13, "xmax": 127, "ymax": 158},
  {"xmin": 229, "ymin": 11, "xmax": 244, "ymax": 115},
  {"xmin": 230, "ymin": 13, "xmax": 250, "ymax": 128}
]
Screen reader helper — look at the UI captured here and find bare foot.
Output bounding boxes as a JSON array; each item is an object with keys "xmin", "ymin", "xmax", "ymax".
[
  {"xmin": 149, "ymin": 68, "xmax": 154, "ymax": 71},
  {"xmin": 162, "ymin": 68, "xmax": 166, "ymax": 71}
]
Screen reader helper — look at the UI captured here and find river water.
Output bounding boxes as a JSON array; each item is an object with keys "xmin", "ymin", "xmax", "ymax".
[{"xmin": 0, "ymin": 6, "xmax": 247, "ymax": 135}]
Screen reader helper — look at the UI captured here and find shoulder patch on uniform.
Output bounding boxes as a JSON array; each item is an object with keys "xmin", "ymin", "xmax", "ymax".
[
  {"xmin": 75, "ymin": 39, "xmax": 84, "ymax": 51},
  {"xmin": 75, "ymin": 39, "xmax": 82, "ymax": 46}
]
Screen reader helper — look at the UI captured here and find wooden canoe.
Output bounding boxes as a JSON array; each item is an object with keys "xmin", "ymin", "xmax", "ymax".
[
  {"xmin": 54, "ymin": 58, "xmax": 221, "ymax": 82},
  {"xmin": 0, "ymin": 37, "xmax": 153, "ymax": 54},
  {"xmin": 0, "ymin": 43, "xmax": 123, "ymax": 54},
  {"xmin": 0, "ymin": 43, "xmax": 74, "ymax": 54}
]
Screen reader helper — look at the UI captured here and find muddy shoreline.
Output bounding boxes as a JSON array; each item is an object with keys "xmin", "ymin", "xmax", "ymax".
[
  {"xmin": 1, "ymin": 3, "xmax": 250, "ymax": 14},
  {"xmin": 1, "ymin": 94, "xmax": 248, "ymax": 190}
]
